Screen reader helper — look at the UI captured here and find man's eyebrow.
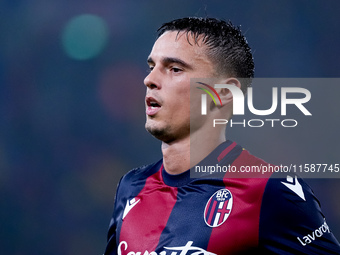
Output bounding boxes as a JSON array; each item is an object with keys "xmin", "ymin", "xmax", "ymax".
[{"xmin": 147, "ymin": 56, "xmax": 193, "ymax": 70}]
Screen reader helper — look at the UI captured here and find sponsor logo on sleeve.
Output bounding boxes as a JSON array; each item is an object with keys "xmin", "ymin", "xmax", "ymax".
[{"xmin": 297, "ymin": 219, "xmax": 331, "ymax": 246}]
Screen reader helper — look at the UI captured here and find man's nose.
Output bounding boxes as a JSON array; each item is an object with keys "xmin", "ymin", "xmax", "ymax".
[{"xmin": 144, "ymin": 68, "xmax": 161, "ymax": 90}]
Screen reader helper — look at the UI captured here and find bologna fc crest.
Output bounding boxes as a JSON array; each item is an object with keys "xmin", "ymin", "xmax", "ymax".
[{"xmin": 204, "ymin": 188, "xmax": 233, "ymax": 227}]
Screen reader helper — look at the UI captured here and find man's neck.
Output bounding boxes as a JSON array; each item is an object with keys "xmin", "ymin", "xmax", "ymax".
[
  {"xmin": 161, "ymin": 138, "xmax": 190, "ymax": 175},
  {"xmin": 161, "ymin": 131, "xmax": 226, "ymax": 175}
]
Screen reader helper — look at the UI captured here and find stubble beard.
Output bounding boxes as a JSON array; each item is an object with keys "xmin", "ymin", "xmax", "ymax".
[
  {"xmin": 145, "ymin": 122, "xmax": 176, "ymax": 143},
  {"xmin": 145, "ymin": 119, "xmax": 190, "ymax": 144}
]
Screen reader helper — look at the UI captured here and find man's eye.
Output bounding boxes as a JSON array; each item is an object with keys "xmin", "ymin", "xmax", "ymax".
[
  {"xmin": 148, "ymin": 66, "xmax": 154, "ymax": 72},
  {"xmin": 171, "ymin": 67, "xmax": 182, "ymax": 73}
]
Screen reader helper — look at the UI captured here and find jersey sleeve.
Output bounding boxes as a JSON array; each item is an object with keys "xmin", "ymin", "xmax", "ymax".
[
  {"xmin": 104, "ymin": 176, "xmax": 124, "ymax": 255},
  {"xmin": 259, "ymin": 173, "xmax": 340, "ymax": 254},
  {"xmin": 104, "ymin": 173, "xmax": 131, "ymax": 255},
  {"xmin": 103, "ymin": 161, "xmax": 162, "ymax": 255}
]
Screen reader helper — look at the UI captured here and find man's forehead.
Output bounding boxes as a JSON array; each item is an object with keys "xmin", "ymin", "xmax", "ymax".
[
  {"xmin": 149, "ymin": 31, "xmax": 208, "ymax": 60},
  {"xmin": 157, "ymin": 30, "xmax": 206, "ymax": 46}
]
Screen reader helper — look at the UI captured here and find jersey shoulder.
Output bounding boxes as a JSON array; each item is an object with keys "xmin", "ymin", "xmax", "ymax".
[
  {"xmin": 119, "ymin": 160, "xmax": 162, "ymax": 186},
  {"xmin": 105, "ymin": 160, "xmax": 163, "ymax": 254},
  {"xmin": 114, "ymin": 160, "xmax": 163, "ymax": 208},
  {"xmin": 259, "ymin": 172, "xmax": 340, "ymax": 254}
]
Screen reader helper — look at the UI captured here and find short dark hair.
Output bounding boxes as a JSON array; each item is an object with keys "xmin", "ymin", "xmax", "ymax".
[{"xmin": 157, "ymin": 17, "xmax": 254, "ymax": 93}]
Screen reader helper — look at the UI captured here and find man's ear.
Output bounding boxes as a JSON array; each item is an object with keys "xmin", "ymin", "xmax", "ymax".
[{"xmin": 217, "ymin": 78, "xmax": 242, "ymax": 106}]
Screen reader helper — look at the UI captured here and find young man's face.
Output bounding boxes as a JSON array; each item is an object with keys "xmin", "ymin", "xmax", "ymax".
[{"xmin": 144, "ymin": 31, "xmax": 216, "ymax": 143}]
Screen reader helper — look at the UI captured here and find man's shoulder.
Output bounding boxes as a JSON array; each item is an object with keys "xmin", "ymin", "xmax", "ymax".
[
  {"xmin": 120, "ymin": 159, "xmax": 163, "ymax": 184},
  {"xmin": 115, "ymin": 160, "xmax": 163, "ymax": 201},
  {"xmin": 218, "ymin": 140, "xmax": 271, "ymax": 168},
  {"xmin": 259, "ymin": 173, "xmax": 340, "ymax": 253},
  {"xmin": 235, "ymin": 148, "xmax": 270, "ymax": 166}
]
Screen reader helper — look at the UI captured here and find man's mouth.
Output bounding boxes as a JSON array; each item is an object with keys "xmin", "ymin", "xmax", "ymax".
[{"xmin": 146, "ymin": 96, "xmax": 162, "ymax": 116}]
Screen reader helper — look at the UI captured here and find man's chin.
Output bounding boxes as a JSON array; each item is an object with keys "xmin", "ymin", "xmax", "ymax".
[{"xmin": 145, "ymin": 124, "xmax": 174, "ymax": 143}]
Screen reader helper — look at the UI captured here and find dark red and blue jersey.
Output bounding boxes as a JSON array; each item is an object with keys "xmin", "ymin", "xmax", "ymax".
[{"xmin": 104, "ymin": 140, "xmax": 340, "ymax": 254}]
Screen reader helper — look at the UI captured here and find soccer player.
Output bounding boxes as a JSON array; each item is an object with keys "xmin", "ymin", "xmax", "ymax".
[{"xmin": 104, "ymin": 17, "xmax": 340, "ymax": 254}]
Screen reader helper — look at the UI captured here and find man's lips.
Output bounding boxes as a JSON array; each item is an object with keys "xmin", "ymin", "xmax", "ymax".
[{"xmin": 145, "ymin": 96, "xmax": 162, "ymax": 116}]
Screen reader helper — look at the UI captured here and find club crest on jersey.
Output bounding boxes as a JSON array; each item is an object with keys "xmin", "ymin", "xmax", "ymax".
[{"xmin": 204, "ymin": 188, "xmax": 233, "ymax": 227}]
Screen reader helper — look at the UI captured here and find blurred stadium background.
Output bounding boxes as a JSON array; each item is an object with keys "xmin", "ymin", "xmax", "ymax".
[{"xmin": 0, "ymin": 0, "xmax": 339, "ymax": 254}]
